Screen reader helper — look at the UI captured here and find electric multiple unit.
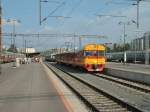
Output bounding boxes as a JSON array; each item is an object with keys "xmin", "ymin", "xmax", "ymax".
[{"xmin": 55, "ymin": 44, "xmax": 106, "ymax": 72}]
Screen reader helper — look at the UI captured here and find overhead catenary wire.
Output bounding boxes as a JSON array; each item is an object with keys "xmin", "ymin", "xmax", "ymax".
[{"xmin": 41, "ymin": 1, "xmax": 66, "ymax": 23}]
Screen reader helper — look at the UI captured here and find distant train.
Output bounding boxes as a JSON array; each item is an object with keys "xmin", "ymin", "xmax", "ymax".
[
  {"xmin": 45, "ymin": 54, "xmax": 56, "ymax": 62},
  {"xmin": 0, "ymin": 52, "xmax": 25, "ymax": 64},
  {"xmin": 107, "ymin": 51, "xmax": 150, "ymax": 63},
  {"xmin": 55, "ymin": 44, "xmax": 106, "ymax": 72}
]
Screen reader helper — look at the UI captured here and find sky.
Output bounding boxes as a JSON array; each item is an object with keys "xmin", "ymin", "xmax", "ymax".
[{"xmin": 2, "ymin": 0, "xmax": 150, "ymax": 51}]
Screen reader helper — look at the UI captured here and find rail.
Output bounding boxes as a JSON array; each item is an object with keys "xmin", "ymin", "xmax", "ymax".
[
  {"xmin": 94, "ymin": 73, "xmax": 150, "ymax": 93},
  {"xmin": 45, "ymin": 62, "xmax": 141, "ymax": 112}
]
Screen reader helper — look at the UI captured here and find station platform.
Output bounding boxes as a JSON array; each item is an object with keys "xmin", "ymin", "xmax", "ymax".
[
  {"xmin": 0, "ymin": 63, "xmax": 87, "ymax": 112},
  {"xmin": 105, "ymin": 62, "xmax": 150, "ymax": 84}
]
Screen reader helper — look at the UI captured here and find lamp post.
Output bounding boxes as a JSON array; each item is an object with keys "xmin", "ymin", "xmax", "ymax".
[
  {"xmin": 119, "ymin": 21, "xmax": 130, "ymax": 64},
  {"xmin": 7, "ymin": 19, "xmax": 21, "ymax": 50},
  {"xmin": 0, "ymin": 0, "xmax": 2, "ymax": 73},
  {"xmin": 131, "ymin": 20, "xmax": 141, "ymax": 64},
  {"xmin": 7, "ymin": 19, "xmax": 21, "ymax": 67},
  {"xmin": 0, "ymin": 0, "xmax": 2, "ymax": 52}
]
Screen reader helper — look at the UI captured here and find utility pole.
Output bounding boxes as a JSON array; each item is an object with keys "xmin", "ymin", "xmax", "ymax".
[
  {"xmin": 0, "ymin": 0, "xmax": 2, "ymax": 74},
  {"xmin": 39, "ymin": 0, "xmax": 48, "ymax": 25},
  {"xmin": 132, "ymin": 0, "xmax": 140, "ymax": 28},
  {"xmin": 79, "ymin": 36, "xmax": 82, "ymax": 49},
  {"xmin": 132, "ymin": 0, "xmax": 141, "ymax": 64},
  {"xmin": 145, "ymin": 32, "xmax": 149, "ymax": 65},
  {"xmin": 119, "ymin": 21, "xmax": 130, "ymax": 64},
  {"xmin": 12, "ymin": 21, "xmax": 16, "ymax": 51},
  {"xmin": 22, "ymin": 34, "xmax": 25, "ymax": 53},
  {"xmin": 25, "ymin": 40, "xmax": 27, "ymax": 57},
  {"xmin": 132, "ymin": 0, "xmax": 150, "ymax": 64},
  {"xmin": 123, "ymin": 23, "xmax": 127, "ymax": 63},
  {"xmin": 39, "ymin": 0, "xmax": 41, "ymax": 25},
  {"xmin": 137, "ymin": 0, "xmax": 140, "ymax": 29},
  {"xmin": 7, "ymin": 19, "xmax": 21, "ymax": 52},
  {"xmin": 0, "ymin": 0, "xmax": 2, "ymax": 52},
  {"xmin": 73, "ymin": 33, "xmax": 76, "ymax": 53}
]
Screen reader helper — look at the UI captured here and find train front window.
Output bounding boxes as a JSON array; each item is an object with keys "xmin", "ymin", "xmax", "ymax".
[{"xmin": 84, "ymin": 51, "xmax": 104, "ymax": 56}]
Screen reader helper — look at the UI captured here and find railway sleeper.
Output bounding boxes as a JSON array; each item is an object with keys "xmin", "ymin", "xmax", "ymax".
[
  {"xmin": 87, "ymin": 99, "xmax": 113, "ymax": 104},
  {"xmin": 95, "ymin": 102, "xmax": 119, "ymax": 105},
  {"xmin": 95, "ymin": 105, "xmax": 125, "ymax": 110},
  {"xmin": 93, "ymin": 103, "xmax": 122, "ymax": 107},
  {"xmin": 96, "ymin": 108, "xmax": 128, "ymax": 112},
  {"xmin": 95, "ymin": 97, "xmax": 110, "ymax": 100},
  {"xmin": 86, "ymin": 99, "xmax": 115, "ymax": 105},
  {"xmin": 92, "ymin": 101, "xmax": 120, "ymax": 106},
  {"xmin": 85, "ymin": 97, "xmax": 107, "ymax": 100},
  {"xmin": 84, "ymin": 94, "xmax": 106, "ymax": 98},
  {"xmin": 95, "ymin": 99, "xmax": 114, "ymax": 103},
  {"xmin": 81, "ymin": 93, "xmax": 103, "ymax": 97}
]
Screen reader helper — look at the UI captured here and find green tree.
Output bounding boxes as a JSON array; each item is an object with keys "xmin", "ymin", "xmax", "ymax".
[{"xmin": 7, "ymin": 44, "xmax": 18, "ymax": 53}]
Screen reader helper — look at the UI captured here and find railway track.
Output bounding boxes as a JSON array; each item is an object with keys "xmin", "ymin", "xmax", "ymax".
[
  {"xmin": 45, "ymin": 62, "xmax": 141, "ymax": 112},
  {"xmin": 95, "ymin": 73, "xmax": 150, "ymax": 94}
]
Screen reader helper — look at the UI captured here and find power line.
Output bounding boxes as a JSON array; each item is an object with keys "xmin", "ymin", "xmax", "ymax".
[
  {"xmin": 97, "ymin": 14, "xmax": 126, "ymax": 18},
  {"xmin": 40, "ymin": 1, "xmax": 66, "ymax": 24},
  {"xmin": 2, "ymin": 33, "xmax": 107, "ymax": 38}
]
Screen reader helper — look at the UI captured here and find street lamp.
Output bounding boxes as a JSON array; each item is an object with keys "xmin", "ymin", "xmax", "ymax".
[
  {"xmin": 0, "ymin": 0, "xmax": 2, "ymax": 52},
  {"xmin": 118, "ymin": 21, "xmax": 130, "ymax": 64},
  {"xmin": 0, "ymin": 0, "xmax": 2, "ymax": 73},
  {"xmin": 131, "ymin": 20, "xmax": 140, "ymax": 64},
  {"xmin": 7, "ymin": 19, "xmax": 21, "ymax": 67},
  {"xmin": 7, "ymin": 19, "xmax": 21, "ymax": 48}
]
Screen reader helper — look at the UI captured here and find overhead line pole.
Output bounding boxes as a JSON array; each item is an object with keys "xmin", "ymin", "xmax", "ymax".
[
  {"xmin": 39, "ymin": 0, "xmax": 48, "ymax": 25},
  {"xmin": 39, "ymin": 0, "xmax": 41, "ymax": 25},
  {"xmin": 0, "ymin": 0, "xmax": 2, "ymax": 52},
  {"xmin": 0, "ymin": 0, "xmax": 2, "ymax": 74},
  {"xmin": 136, "ymin": 0, "xmax": 140, "ymax": 29}
]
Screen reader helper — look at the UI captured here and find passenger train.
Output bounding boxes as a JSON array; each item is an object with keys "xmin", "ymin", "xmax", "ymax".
[
  {"xmin": 0, "ymin": 52, "xmax": 25, "ymax": 64},
  {"xmin": 107, "ymin": 51, "xmax": 150, "ymax": 63},
  {"xmin": 55, "ymin": 44, "xmax": 106, "ymax": 72},
  {"xmin": 45, "ymin": 54, "xmax": 56, "ymax": 62}
]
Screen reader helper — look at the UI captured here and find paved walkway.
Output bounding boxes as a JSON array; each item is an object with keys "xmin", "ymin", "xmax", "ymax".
[
  {"xmin": 0, "ymin": 63, "xmax": 87, "ymax": 112},
  {"xmin": 106, "ymin": 62, "xmax": 150, "ymax": 75}
]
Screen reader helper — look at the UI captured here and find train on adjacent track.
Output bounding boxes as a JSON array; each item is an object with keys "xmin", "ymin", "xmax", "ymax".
[
  {"xmin": 0, "ymin": 52, "xmax": 25, "ymax": 64},
  {"xmin": 55, "ymin": 44, "xmax": 106, "ymax": 72},
  {"xmin": 107, "ymin": 51, "xmax": 150, "ymax": 63}
]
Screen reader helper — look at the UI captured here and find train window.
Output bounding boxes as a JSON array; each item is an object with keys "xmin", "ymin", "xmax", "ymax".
[
  {"xmin": 84, "ymin": 51, "xmax": 92, "ymax": 56},
  {"xmin": 84, "ymin": 51, "xmax": 104, "ymax": 56}
]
